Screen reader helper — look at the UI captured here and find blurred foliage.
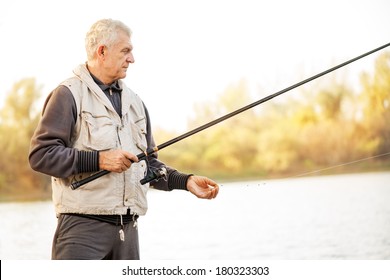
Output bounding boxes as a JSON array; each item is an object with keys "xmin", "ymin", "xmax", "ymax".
[
  {"xmin": 1, "ymin": 53, "xmax": 389, "ymax": 201},
  {"xmin": 0, "ymin": 78, "xmax": 50, "ymax": 201},
  {"xmin": 156, "ymin": 52, "xmax": 390, "ymax": 179}
]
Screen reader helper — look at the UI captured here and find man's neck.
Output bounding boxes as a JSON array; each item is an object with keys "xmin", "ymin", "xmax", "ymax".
[{"xmin": 86, "ymin": 62, "xmax": 114, "ymax": 85}]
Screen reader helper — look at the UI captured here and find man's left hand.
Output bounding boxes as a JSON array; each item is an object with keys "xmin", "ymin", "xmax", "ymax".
[{"xmin": 186, "ymin": 176, "xmax": 219, "ymax": 199}]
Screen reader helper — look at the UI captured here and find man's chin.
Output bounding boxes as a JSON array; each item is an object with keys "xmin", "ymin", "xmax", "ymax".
[{"xmin": 118, "ymin": 72, "xmax": 127, "ymax": 80}]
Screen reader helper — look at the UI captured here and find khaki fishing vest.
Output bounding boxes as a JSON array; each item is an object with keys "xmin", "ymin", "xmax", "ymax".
[{"xmin": 52, "ymin": 64, "xmax": 149, "ymax": 216}]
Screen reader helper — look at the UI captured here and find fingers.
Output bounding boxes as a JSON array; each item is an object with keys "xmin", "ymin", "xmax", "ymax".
[
  {"xmin": 187, "ymin": 176, "xmax": 220, "ymax": 200},
  {"xmin": 99, "ymin": 150, "xmax": 138, "ymax": 173},
  {"xmin": 209, "ymin": 183, "xmax": 219, "ymax": 199},
  {"xmin": 122, "ymin": 157, "xmax": 132, "ymax": 169},
  {"xmin": 202, "ymin": 178, "xmax": 219, "ymax": 199},
  {"xmin": 205, "ymin": 184, "xmax": 219, "ymax": 199},
  {"xmin": 123, "ymin": 151, "xmax": 139, "ymax": 163}
]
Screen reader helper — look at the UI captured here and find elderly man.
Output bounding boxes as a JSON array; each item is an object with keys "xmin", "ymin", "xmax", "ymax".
[{"xmin": 29, "ymin": 18, "xmax": 219, "ymax": 260}]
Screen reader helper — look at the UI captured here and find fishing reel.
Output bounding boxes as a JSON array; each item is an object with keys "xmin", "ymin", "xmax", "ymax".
[{"xmin": 140, "ymin": 165, "xmax": 167, "ymax": 185}]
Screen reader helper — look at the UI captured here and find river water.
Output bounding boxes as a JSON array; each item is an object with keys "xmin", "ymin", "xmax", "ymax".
[{"xmin": 1, "ymin": 172, "xmax": 389, "ymax": 260}]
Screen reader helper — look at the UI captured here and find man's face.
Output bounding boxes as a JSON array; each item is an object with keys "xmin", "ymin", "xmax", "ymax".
[{"xmin": 102, "ymin": 31, "xmax": 134, "ymax": 82}]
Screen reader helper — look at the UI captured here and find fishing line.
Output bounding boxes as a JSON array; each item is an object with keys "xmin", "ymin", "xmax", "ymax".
[
  {"xmin": 219, "ymin": 152, "xmax": 390, "ymax": 188},
  {"xmin": 285, "ymin": 151, "xmax": 390, "ymax": 179}
]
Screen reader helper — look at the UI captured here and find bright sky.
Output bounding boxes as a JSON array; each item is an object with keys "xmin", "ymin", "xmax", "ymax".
[{"xmin": 1, "ymin": 0, "xmax": 389, "ymax": 132}]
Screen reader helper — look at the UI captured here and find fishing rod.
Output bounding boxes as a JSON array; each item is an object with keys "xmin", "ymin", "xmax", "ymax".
[{"xmin": 70, "ymin": 42, "xmax": 390, "ymax": 190}]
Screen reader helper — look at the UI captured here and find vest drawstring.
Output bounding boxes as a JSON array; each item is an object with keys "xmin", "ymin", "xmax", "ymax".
[
  {"xmin": 119, "ymin": 214, "xmax": 125, "ymax": 242},
  {"xmin": 133, "ymin": 212, "xmax": 138, "ymax": 230}
]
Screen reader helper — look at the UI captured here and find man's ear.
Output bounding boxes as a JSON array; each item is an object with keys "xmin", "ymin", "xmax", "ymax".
[{"xmin": 97, "ymin": 45, "xmax": 105, "ymax": 58}]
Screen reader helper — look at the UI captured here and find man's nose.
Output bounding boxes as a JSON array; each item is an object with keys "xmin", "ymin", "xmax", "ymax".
[{"xmin": 127, "ymin": 53, "xmax": 135, "ymax": 63}]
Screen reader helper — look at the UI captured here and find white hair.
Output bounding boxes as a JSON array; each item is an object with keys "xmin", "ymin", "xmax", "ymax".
[{"xmin": 85, "ymin": 19, "xmax": 132, "ymax": 60}]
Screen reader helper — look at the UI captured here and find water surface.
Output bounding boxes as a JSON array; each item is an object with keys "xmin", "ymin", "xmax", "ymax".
[{"xmin": 1, "ymin": 172, "xmax": 389, "ymax": 259}]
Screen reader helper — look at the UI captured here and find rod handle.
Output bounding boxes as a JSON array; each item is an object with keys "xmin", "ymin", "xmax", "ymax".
[
  {"xmin": 70, "ymin": 170, "xmax": 110, "ymax": 190},
  {"xmin": 69, "ymin": 150, "xmax": 150, "ymax": 190}
]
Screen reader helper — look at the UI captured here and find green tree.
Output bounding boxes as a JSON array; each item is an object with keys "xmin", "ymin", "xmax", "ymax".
[
  {"xmin": 358, "ymin": 51, "xmax": 390, "ymax": 155},
  {"xmin": 0, "ymin": 78, "xmax": 50, "ymax": 201}
]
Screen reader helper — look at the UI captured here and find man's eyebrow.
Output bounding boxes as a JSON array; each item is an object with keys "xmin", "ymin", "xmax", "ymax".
[{"xmin": 121, "ymin": 45, "xmax": 133, "ymax": 52}]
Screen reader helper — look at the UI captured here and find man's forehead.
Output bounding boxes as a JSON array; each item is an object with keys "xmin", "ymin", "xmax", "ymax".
[{"xmin": 116, "ymin": 32, "xmax": 132, "ymax": 48}]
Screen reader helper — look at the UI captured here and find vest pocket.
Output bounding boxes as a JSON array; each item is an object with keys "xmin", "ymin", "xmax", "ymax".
[
  {"xmin": 131, "ymin": 116, "xmax": 148, "ymax": 152},
  {"xmin": 81, "ymin": 111, "xmax": 117, "ymax": 150}
]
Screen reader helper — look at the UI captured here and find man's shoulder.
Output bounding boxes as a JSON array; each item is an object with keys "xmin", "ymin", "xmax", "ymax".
[{"xmin": 60, "ymin": 76, "xmax": 83, "ymax": 89}]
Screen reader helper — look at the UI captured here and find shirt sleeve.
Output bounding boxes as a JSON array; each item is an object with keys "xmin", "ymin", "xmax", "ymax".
[{"xmin": 28, "ymin": 86, "xmax": 99, "ymax": 178}]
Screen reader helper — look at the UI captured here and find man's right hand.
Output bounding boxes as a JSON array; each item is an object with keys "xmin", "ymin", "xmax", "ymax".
[{"xmin": 98, "ymin": 150, "xmax": 139, "ymax": 173}]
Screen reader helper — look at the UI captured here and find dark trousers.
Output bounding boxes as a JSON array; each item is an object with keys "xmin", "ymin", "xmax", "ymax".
[{"xmin": 52, "ymin": 214, "xmax": 140, "ymax": 260}]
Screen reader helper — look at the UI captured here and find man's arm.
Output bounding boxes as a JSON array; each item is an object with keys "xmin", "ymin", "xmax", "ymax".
[{"xmin": 28, "ymin": 86, "xmax": 99, "ymax": 178}]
